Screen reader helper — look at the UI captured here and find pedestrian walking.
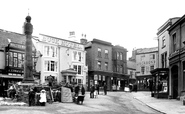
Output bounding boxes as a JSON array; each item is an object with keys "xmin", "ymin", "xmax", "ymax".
[
  {"xmin": 81, "ymin": 85, "xmax": 85, "ymax": 95},
  {"xmin": 97, "ymin": 84, "xmax": 99, "ymax": 95},
  {"xmin": 28, "ymin": 88, "xmax": 35, "ymax": 106},
  {"xmin": 90, "ymin": 85, "xmax": 95, "ymax": 98},
  {"xmin": 103, "ymin": 83, "xmax": 107, "ymax": 95}
]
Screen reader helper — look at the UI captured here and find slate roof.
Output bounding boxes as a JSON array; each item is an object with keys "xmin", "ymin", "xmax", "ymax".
[
  {"xmin": 0, "ymin": 29, "xmax": 26, "ymax": 50},
  {"xmin": 136, "ymin": 47, "xmax": 158, "ymax": 54}
]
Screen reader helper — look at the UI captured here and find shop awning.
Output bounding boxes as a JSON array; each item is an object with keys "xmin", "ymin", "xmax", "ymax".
[
  {"xmin": 0, "ymin": 74, "xmax": 23, "ymax": 79},
  {"xmin": 61, "ymin": 68, "xmax": 77, "ymax": 76},
  {"xmin": 150, "ymin": 68, "xmax": 169, "ymax": 76}
]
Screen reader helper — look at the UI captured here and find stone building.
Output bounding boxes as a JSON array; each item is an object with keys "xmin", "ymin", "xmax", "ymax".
[
  {"xmin": 34, "ymin": 34, "xmax": 87, "ymax": 86},
  {"xmin": 168, "ymin": 14, "xmax": 185, "ymax": 99},
  {"xmin": 85, "ymin": 39, "xmax": 113, "ymax": 91},
  {"xmin": 136, "ymin": 47, "xmax": 158, "ymax": 91},
  {"xmin": 150, "ymin": 17, "xmax": 179, "ymax": 98},
  {"xmin": 112, "ymin": 45, "xmax": 128, "ymax": 91},
  {"xmin": 0, "ymin": 29, "xmax": 40, "ymax": 96}
]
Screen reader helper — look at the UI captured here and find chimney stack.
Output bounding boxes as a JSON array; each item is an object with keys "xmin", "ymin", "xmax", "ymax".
[{"xmin": 80, "ymin": 34, "xmax": 87, "ymax": 45}]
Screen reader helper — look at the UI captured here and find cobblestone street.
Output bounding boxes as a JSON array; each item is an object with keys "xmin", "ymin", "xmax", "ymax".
[{"xmin": 0, "ymin": 92, "xmax": 161, "ymax": 114}]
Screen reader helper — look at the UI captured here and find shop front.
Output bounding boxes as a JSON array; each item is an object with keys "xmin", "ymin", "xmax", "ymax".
[
  {"xmin": 88, "ymin": 71, "xmax": 112, "ymax": 91},
  {"xmin": 150, "ymin": 68, "xmax": 169, "ymax": 98},
  {"xmin": 136, "ymin": 75, "xmax": 152, "ymax": 91},
  {"xmin": 112, "ymin": 73, "xmax": 129, "ymax": 91}
]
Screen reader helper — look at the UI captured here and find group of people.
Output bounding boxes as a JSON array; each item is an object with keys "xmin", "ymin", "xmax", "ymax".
[
  {"xmin": 90, "ymin": 83, "xmax": 107, "ymax": 98},
  {"xmin": 28, "ymin": 87, "xmax": 47, "ymax": 106}
]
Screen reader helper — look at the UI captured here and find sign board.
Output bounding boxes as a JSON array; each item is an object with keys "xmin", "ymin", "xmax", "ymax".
[
  {"xmin": 61, "ymin": 87, "xmax": 72, "ymax": 103},
  {"xmin": 40, "ymin": 35, "xmax": 84, "ymax": 51}
]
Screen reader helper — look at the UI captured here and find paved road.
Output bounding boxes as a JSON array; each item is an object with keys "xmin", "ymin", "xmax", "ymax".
[{"xmin": 0, "ymin": 92, "xmax": 162, "ymax": 114}]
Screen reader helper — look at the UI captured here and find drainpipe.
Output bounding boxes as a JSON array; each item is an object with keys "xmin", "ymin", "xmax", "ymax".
[{"xmin": 179, "ymin": 24, "xmax": 182, "ymax": 98}]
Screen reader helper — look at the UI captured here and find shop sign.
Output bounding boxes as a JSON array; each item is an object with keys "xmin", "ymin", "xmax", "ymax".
[
  {"xmin": 83, "ymin": 66, "xmax": 88, "ymax": 72},
  {"xmin": 136, "ymin": 60, "xmax": 155, "ymax": 66},
  {"xmin": 10, "ymin": 43, "xmax": 25, "ymax": 49},
  {"xmin": 41, "ymin": 35, "xmax": 84, "ymax": 50},
  {"xmin": 103, "ymin": 76, "xmax": 105, "ymax": 81},
  {"xmin": 99, "ymin": 75, "xmax": 101, "ymax": 80},
  {"xmin": 94, "ymin": 75, "xmax": 98, "ymax": 80}
]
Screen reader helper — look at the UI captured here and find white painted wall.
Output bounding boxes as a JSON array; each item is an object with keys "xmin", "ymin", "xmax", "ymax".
[{"xmin": 0, "ymin": 51, "xmax": 5, "ymax": 69}]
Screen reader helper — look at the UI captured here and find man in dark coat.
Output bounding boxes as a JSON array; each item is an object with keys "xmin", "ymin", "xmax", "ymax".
[
  {"xmin": 74, "ymin": 85, "xmax": 80, "ymax": 97},
  {"xmin": 81, "ymin": 85, "xmax": 85, "ymax": 95},
  {"xmin": 90, "ymin": 85, "xmax": 95, "ymax": 98},
  {"xmin": 104, "ymin": 83, "xmax": 107, "ymax": 95},
  {"xmin": 28, "ymin": 88, "xmax": 35, "ymax": 106}
]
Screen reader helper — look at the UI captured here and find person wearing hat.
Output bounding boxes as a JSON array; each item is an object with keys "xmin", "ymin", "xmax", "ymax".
[
  {"xmin": 39, "ymin": 89, "xmax": 47, "ymax": 106},
  {"xmin": 28, "ymin": 88, "xmax": 35, "ymax": 106}
]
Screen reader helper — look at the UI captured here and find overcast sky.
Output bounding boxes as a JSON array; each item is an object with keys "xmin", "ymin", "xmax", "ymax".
[{"xmin": 1, "ymin": 0, "xmax": 185, "ymax": 59}]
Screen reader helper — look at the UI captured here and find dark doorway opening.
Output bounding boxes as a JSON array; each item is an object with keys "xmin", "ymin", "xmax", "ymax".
[{"xmin": 171, "ymin": 65, "xmax": 178, "ymax": 99}]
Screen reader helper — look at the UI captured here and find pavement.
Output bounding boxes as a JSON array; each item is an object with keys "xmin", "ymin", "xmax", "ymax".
[
  {"xmin": 132, "ymin": 91, "xmax": 185, "ymax": 114},
  {"xmin": 1, "ymin": 91, "xmax": 185, "ymax": 114}
]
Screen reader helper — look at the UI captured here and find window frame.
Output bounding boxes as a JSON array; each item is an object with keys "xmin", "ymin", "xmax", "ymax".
[{"xmin": 98, "ymin": 48, "xmax": 102, "ymax": 58}]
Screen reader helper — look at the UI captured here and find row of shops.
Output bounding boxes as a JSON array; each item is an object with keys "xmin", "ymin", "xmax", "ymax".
[{"xmin": 87, "ymin": 71, "xmax": 129, "ymax": 91}]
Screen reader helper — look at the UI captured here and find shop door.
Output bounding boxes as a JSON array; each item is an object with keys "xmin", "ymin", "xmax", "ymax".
[{"xmin": 172, "ymin": 65, "xmax": 178, "ymax": 99}]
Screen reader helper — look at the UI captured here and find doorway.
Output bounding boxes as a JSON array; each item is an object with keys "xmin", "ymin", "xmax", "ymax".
[{"xmin": 171, "ymin": 65, "xmax": 178, "ymax": 99}]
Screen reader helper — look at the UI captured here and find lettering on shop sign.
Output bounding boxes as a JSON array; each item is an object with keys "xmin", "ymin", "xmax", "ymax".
[
  {"xmin": 136, "ymin": 60, "xmax": 155, "ymax": 66},
  {"xmin": 41, "ymin": 35, "xmax": 84, "ymax": 50},
  {"xmin": 10, "ymin": 43, "xmax": 25, "ymax": 49}
]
